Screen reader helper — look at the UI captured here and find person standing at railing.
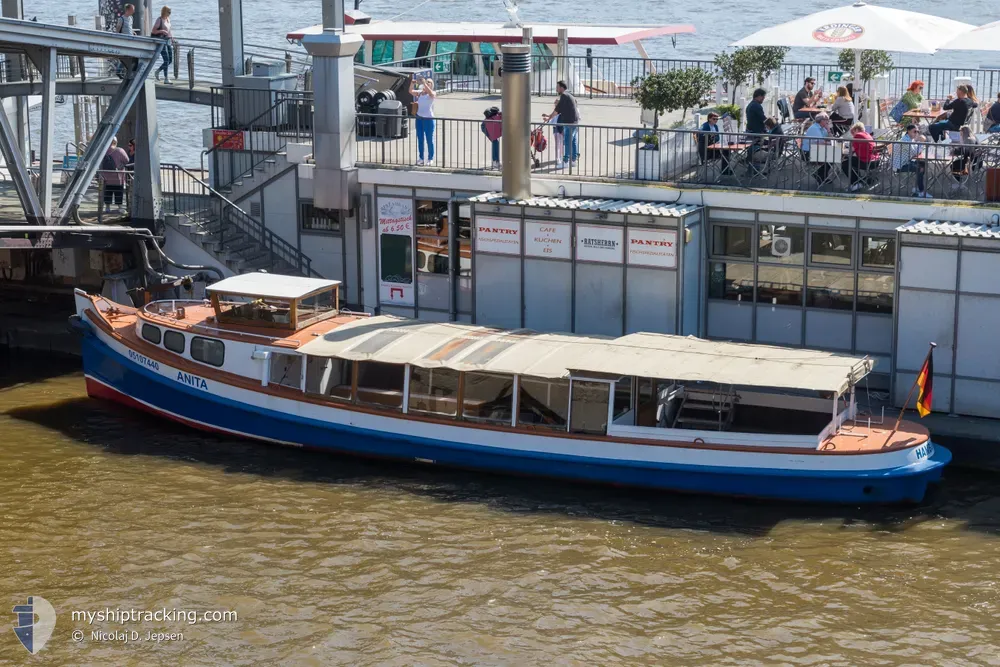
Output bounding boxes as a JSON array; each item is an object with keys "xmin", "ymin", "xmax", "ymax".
[
  {"xmin": 543, "ymin": 80, "xmax": 579, "ymax": 170},
  {"xmin": 152, "ymin": 6, "xmax": 175, "ymax": 84},
  {"xmin": 482, "ymin": 107, "xmax": 502, "ymax": 170},
  {"xmin": 410, "ymin": 75, "xmax": 437, "ymax": 166},
  {"xmin": 100, "ymin": 137, "xmax": 130, "ymax": 216}
]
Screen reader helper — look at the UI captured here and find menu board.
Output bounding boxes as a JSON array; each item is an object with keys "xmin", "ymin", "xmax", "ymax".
[
  {"xmin": 475, "ymin": 216, "xmax": 521, "ymax": 255},
  {"xmin": 525, "ymin": 221, "xmax": 571, "ymax": 259},
  {"xmin": 575, "ymin": 225, "xmax": 624, "ymax": 264},
  {"xmin": 627, "ymin": 228, "xmax": 678, "ymax": 269},
  {"xmin": 377, "ymin": 197, "xmax": 415, "ymax": 306}
]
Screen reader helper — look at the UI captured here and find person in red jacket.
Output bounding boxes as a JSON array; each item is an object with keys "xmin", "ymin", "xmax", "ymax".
[{"xmin": 842, "ymin": 122, "xmax": 878, "ymax": 192}]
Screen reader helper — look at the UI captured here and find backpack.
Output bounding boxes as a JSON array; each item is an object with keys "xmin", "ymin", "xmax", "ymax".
[
  {"xmin": 889, "ymin": 99, "xmax": 908, "ymax": 124},
  {"xmin": 100, "ymin": 152, "xmax": 117, "ymax": 172}
]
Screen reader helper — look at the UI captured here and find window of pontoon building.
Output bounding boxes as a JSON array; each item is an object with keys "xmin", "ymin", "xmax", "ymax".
[
  {"xmin": 380, "ymin": 233, "xmax": 413, "ymax": 286},
  {"xmin": 806, "ymin": 269, "xmax": 854, "ymax": 310},
  {"xmin": 191, "ymin": 337, "xmax": 225, "ymax": 367},
  {"xmin": 707, "ymin": 262, "xmax": 753, "ymax": 301},
  {"xmin": 861, "ymin": 235, "xmax": 896, "ymax": 269},
  {"xmin": 305, "ymin": 357, "xmax": 353, "ymax": 401},
  {"xmin": 517, "ymin": 377, "xmax": 569, "ymax": 430},
  {"xmin": 856, "ymin": 274, "xmax": 894, "ymax": 315},
  {"xmin": 570, "ymin": 381, "xmax": 611, "ymax": 435},
  {"xmin": 163, "ymin": 330, "xmax": 185, "ymax": 354},
  {"xmin": 408, "ymin": 367, "xmax": 460, "ymax": 417},
  {"xmin": 355, "ymin": 361, "xmax": 405, "ymax": 410},
  {"xmin": 453, "ymin": 43, "xmax": 477, "ymax": 76},
  {"xmin": 141, "ymin": 323, "xmax": 161, "ymax": 345},
  {"xmin": 756, "ymin": 265, "xmax": 803, "ymax": 305},
  {"xmin": 415, "ymin": 200, "xmax": 450, "ymax": 276},
  {"xmin": 711, "ymin": 224, "xmax": 752, "ymax": 258},
  {"xmin": 462, "ymin": 372, "xmax": 514, "ymax": 425},
  {"xmin": 456, "ymin": 206, "xmax": 473, "ymax": 313},
  {"xmin": 300, "ymin": 201, "xmax": 341, "ymax": 234},
  {"xmin": 758, "ymin": 225, "xmax": 805, "ymax": 265},
  {"xmin": 810, "ymin": 231, "xmax": 853, "ymax": 266},
  {"xmin": 269, "ymin": 352, "xmax": 304, "ymax": 390},
  {"xmin": 371, "ymin": 40, "xmax": 394, "ymax": 65}
]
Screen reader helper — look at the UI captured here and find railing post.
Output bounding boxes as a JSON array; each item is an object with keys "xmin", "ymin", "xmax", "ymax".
[
  {"xmin": 285, "ymin": 51, "xmax": 293, "ymax": 74},
  {"xmin": 187, "ymin": 48, "xmax": 194, "ymax": 90},
  {"xmin": 174, "ymin": 42, "xmax": 180, "ymax": 80},
  {"xmin": 440, "ymin": 118, "xmax": 446, "ymax": 168}
]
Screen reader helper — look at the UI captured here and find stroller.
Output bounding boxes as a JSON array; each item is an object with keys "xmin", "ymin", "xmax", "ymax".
[{"xmin": 529, "ymin": 126, "xmax": 547, "ymax": 169}]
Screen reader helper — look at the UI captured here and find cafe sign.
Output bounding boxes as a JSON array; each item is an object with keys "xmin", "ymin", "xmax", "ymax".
[
  {"xmin": 525, "ymin": 221, "xmax": 571, "ymax": 259},
  {"xmin": 475, "ymin": 216, "xmax": 521, "ymax": 255},
  {"xmin": 627, "ymin": 228, "xmax": 678, "ymax": 269},
  {"xmin": 575, "ymin": 225, "xmax": 623, "ymax": 264}
]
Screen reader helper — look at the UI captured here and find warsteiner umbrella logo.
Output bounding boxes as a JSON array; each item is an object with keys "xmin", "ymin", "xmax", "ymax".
[{"xmin": 813, "ymin": 23, "xmax": 865, "ymax": 43}]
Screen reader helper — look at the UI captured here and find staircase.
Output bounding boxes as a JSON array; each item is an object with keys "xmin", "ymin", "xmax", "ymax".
[
  {"xmin": 674, "ymin": 386, "xmax": 738, "ymax": 431},
  {"xmin": 161, "ymin": 163, "xmax": 316, "ymax": 276}
]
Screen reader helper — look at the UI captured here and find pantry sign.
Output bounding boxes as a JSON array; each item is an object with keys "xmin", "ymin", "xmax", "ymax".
[
  {"xmin": 627, "ymin": 228, "xmax": 677, "ymax": 268},
  {"xmin": 475, "ymin": 216, "xmax": 521, "ymax": 255}
]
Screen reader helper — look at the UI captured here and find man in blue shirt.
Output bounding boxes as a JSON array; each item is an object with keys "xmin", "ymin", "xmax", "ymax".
[{"xmin": 745, "ymin": 88, "xmax": 767, "ymax": 135}]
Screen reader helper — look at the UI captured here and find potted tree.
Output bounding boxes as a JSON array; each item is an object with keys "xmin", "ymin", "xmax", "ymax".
[
  {"xmin": 838, "ymin": 49, "xmax": 894, "ymax": 124},
  {"xmin": 631, "ymin": 67, "xmax": 714, "ymax": 180},
  {"xmin": 714, "ymin": 46, "xmax": 788, "ymax": 104}
]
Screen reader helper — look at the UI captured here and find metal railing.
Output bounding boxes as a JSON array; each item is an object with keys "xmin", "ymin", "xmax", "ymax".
[
  {"xmin": 160, "ymin": 162, "xmax": 314, "ymax": 276},
  {"xmin": 355, "ymin": 113, "xmax": 1000, "ymax": 204}
]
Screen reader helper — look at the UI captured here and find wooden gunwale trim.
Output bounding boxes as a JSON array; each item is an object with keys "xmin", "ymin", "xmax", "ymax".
[{"xmin": 82, "ymin": 305, "xmax": 928, "ymax": 457}]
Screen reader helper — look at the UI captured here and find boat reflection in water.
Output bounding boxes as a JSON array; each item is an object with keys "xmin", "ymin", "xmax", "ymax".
[{"xmin": 70, "ymin": 273, "xmax": 949, "ymax": 504}]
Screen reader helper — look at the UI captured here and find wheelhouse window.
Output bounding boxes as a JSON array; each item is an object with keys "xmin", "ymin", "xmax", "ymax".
[
  {"xmin": 163, "ymin": 330, "xmax": 185, "ymax": 353},
  {"xmin": 614, "ymin": 378, "xmax": 633, "ymax": 422},
  {"xmin": 570, "ymin": 381, "xmax": 611, "ymax": 434},
  {"xmin": 191, "ymin": 337, "xmax": 225, "ymax": 367},
  {"xmin": 517, "ymin": 377, "xmax": 569, "ymax": 430},
  {"xmin": 408, "ymin": 367, "xmax": 460, "ymax": 417},
  {"xmin": 141, "ymin": 323, "xmax": 161, "ymax": 345},
  {"xmin": 462, "ymin": 372, "xmax": 514, "ymax": 425},
  {"xmin": 355, "ymin": 361, "xmax": 405, "ymax": 410}
]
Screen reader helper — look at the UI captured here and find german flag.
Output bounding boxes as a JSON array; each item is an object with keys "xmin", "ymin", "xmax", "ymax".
[{"xmin": 915, "ymin": 347, "xmax": 934, "ymax": 418}]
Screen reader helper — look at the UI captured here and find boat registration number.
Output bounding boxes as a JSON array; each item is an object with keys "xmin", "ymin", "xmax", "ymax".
[{"xmin": 913, "ymin": 445, "xmax": 930, "ymax": 460}]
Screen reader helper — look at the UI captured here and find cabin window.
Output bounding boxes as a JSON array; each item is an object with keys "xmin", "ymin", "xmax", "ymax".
[
  {"xmin": 141, "ymin": 323, "xmax": 161, "ymax": 345},
  {"xmin": 806, "ymin": 269, "xmax": 854, "ymax": 311},
  {"xmin": 372, "ymin": 40, "xmax": 394, "ymax": 65},
  {"xmin": 462, "ymin": 372, "xmax": 513, "ymax": 425},
  {"xmin": 517, "ymin": 377, "xmax": 569, "ymax": 430},
  {"xmin": 408, "ymin": 367, "xmax": 460, "ymax": 417},
  {"xmin": 191, "ymin": 336, "xmax": 225, "ymax": 367},
  {"xmin": 857, "ymin": 274, "xmax": 894, "ymax": 315},
  {"xmin": 269, "ymin": 352, "xmax": 303, "ymax": 390},
  {"xmin": 163, "ymin": 330, "xmax": 185, "ymax": 354},
  {"xmin": 570, "ymin": 381, "xmax": 611, "ymax": 435},
  {"xmin": 305, "ymin": 357, "xmax": 356, "ymax": 401},
  {"xmin": 810, "ymin": 231, "xmax": 853, "ymax": 266},
  {"xmin": 758, "ymin": 225, "xmax": 805, "ymax": 265},
  {"xmin": 861, "ymin": 235, "xmax": 895, "ymax": 268},
  {"xmin": 356, "ymin": 361, "xmax": 405, "ymax": 410}
]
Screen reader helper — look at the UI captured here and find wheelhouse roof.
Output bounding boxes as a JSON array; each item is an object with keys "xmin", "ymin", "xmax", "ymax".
[
  {"xmin": 206, "ymin": 274, "xmax": 341, "ymax": 301},
  {"xmin": 298, "ymin": 316, "xmax": 873, "ymax": 394},
  {"xmin": 287, "ymin": 21, "xmax": 695, "ymax": 45}
]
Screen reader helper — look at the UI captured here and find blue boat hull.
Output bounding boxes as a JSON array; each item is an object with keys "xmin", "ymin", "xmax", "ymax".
[{"xmin": 79, "ymin": 328, "xmax": 951, "ymax": 504}]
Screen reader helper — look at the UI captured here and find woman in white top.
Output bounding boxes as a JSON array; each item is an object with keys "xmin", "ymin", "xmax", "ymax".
[
  {"xmin": 409, "ymin": 76, "xmax": 437, "ymax": 165},
  {"xmin": 829, "ymin": 85, "xmax": 855, "ymax": 136},
  {"xmin": 152, "ymin": 6, "xmax": 174, "ymax": 84}
]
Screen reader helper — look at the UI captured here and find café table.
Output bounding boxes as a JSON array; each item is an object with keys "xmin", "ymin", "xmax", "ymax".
[{"xmin": 706, "ymin": 142, "xmax": 752, "ymax": 182}]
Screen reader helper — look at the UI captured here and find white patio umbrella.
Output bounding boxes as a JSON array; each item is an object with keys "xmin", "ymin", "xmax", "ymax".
[
  {"xmin": 731, "ymin": 2, "xmax": 974, "ymax": 127},
  {"xmin": 938, "ymin": 20, "xmax": 1000, "ymax": 51}
]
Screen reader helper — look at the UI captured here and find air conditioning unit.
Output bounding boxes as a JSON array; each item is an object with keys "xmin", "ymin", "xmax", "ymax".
[{"xmin": 771, "ymin": 235, "xmax": 792, "ymax": 258}]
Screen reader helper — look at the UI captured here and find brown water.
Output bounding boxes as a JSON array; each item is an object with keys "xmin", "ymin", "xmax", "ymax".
[{"xmin": 2, "ymin": 352, "xmax": 1000, "ymax": 666}]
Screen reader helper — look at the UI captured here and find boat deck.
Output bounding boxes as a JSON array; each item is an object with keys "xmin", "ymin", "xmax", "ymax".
[{"xmin": 821, "ymin": 420, "xmax": 930, "ymax": 453}]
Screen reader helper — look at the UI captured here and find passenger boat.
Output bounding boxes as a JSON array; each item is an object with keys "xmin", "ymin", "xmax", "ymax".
[{"xmin": 70, "ymin": 273, "xmax": 950, "ymax": 504}]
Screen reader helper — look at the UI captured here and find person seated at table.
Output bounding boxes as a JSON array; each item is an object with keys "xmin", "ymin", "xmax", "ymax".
[
  {"xmin": 892, "ymin": 124, "xmax": 930, "ymax": 199},
  {"xmin": 696, "ymin": 111, "xmax": 732, "ymax": 174},
  {"xmin": 792, "ymin": 77, "xmax": 822, "ymax": 120},
  {"xmin": 929, "ymin": 85, "xmax": 978, "ymax": 142},
  {"xmin": 802, "ymin": 113, "xmax": 833, "ymax": 183},
  {"xmin": 746, "ymin": 88, "xmax": 767, "ymax": 135},
  {"xmin": 763, "ymin": 117, "xmax": 785, "ymax": 148},
  {"xmin": 842, "ymin": 121, "xmax": 879, "ymax": 192},
  {"xmin": 987, "ymin": 93, "xmax": 1000, "ymax": 133},
  {"xmin": 901, "ymin": 80, "xmax": 924, "ymax": 118},
  {"xmin": 949, "ymin": 125, "xmax": 981, "ymax": 190},
  {"xmin": 829, "ymin": 86, "xmax": 855, "ymax": 135}
]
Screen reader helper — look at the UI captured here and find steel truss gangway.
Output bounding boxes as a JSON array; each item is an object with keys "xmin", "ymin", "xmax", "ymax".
[{"xmin": 0, "ymin": 18, "xmax": 164, "ymax": 226}]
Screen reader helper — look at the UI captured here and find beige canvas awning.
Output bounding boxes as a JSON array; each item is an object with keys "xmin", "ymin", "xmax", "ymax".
[{"xmin": 297, "ymin": 316, "xmax": 873, "ymax": 394}]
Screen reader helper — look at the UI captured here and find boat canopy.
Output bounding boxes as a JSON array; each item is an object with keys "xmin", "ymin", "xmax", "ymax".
[
  {"xmin": 286, "ymin": 21, "xmax": 695, "ymax": 45},
  {"xmin": 206, "ymin": 274, "xmax": 341, "ymax": 301},
  {"xmin": 297, "ymin": 316, "xmax": 873, "ymax": 394}
]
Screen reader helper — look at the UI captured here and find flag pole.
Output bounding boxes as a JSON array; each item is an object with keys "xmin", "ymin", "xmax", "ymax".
[{"xmin": 893, "ymin": 342, "xmax": 936, "ymax": 432}]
